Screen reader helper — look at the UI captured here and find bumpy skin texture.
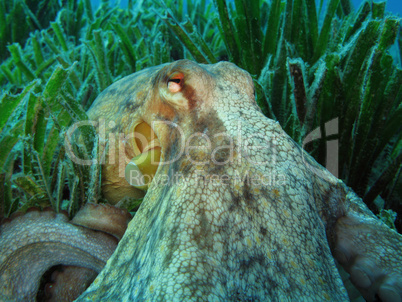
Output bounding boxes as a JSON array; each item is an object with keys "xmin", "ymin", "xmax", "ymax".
[
  {"xmin": 0, "ymin": 203, "xmax": 131, "ymax": 302},
  {"xmin": 79, "ymin": 60, "xmax": 402, "ymax": 301}
]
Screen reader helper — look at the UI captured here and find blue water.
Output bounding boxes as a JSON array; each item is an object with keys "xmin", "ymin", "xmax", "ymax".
[
  {"xmin": 352, "ymin": 0, "xmax": 401, "ymax": 16},
  {"xmin": 91, "ymin": 0, "xmax": 401, "ymax": 16}
]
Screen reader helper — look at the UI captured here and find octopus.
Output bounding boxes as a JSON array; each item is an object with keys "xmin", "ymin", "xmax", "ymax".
[
  {"xmin": 0, "ymin": 203, "xmax": 131, "ymax": 301},
  {"xmin": 75, "ymin": 60, "xmax": 401, "ymax": 301},
  {"xmin": 0, "ymin": 60, "xmax": 401, "ymax": 301}
]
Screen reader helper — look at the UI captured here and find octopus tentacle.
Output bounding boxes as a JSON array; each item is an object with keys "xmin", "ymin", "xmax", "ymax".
[
  {"xmin": 334, "ymin": 192, "xmax": 402, "ymax": 302},
  {"xmin": 71, "ymin": 202, "xmax": 132, "ymax": 240},
  {"xmin": 335, "ymin": 214, "xmax": 402, "ymax": 302},
  {"xmin": 0, "ymin": 203, "xmax": 131, "ymax": 302}
]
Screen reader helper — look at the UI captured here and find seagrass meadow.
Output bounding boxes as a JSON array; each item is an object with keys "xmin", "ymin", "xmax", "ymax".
[{"xmin": 0, "ymin": 0, "xmax": 401, "ymax": 232}]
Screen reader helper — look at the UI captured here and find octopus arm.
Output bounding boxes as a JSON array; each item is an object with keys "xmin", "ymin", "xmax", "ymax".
[
  {"xmin": 0, "ymin": 209, "xmax": 118, "ymax": 302},
  {"xmin": 332, "ymin": 190, "xmax": 402, "ymax": 302}
]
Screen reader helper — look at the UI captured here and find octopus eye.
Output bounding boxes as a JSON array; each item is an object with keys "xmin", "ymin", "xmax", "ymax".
[{"xmin": 167, "ymin": 72, "xmax": 184, "ymax": 93}]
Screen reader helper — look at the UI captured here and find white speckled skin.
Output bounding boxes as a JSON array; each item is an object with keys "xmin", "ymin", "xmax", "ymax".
[{"xmin": 80, "ymin": 60, "xmax": 402, "ymax": 301}]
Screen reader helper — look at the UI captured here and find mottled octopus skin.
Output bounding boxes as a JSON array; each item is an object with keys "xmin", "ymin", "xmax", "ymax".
[
  {"xmin": 78, "ymin": 60, "xmax": 402, "ymax": 301},
  {"xmin": 0, "ymin": 204, "xmax": 130, "ymax": 301}
]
